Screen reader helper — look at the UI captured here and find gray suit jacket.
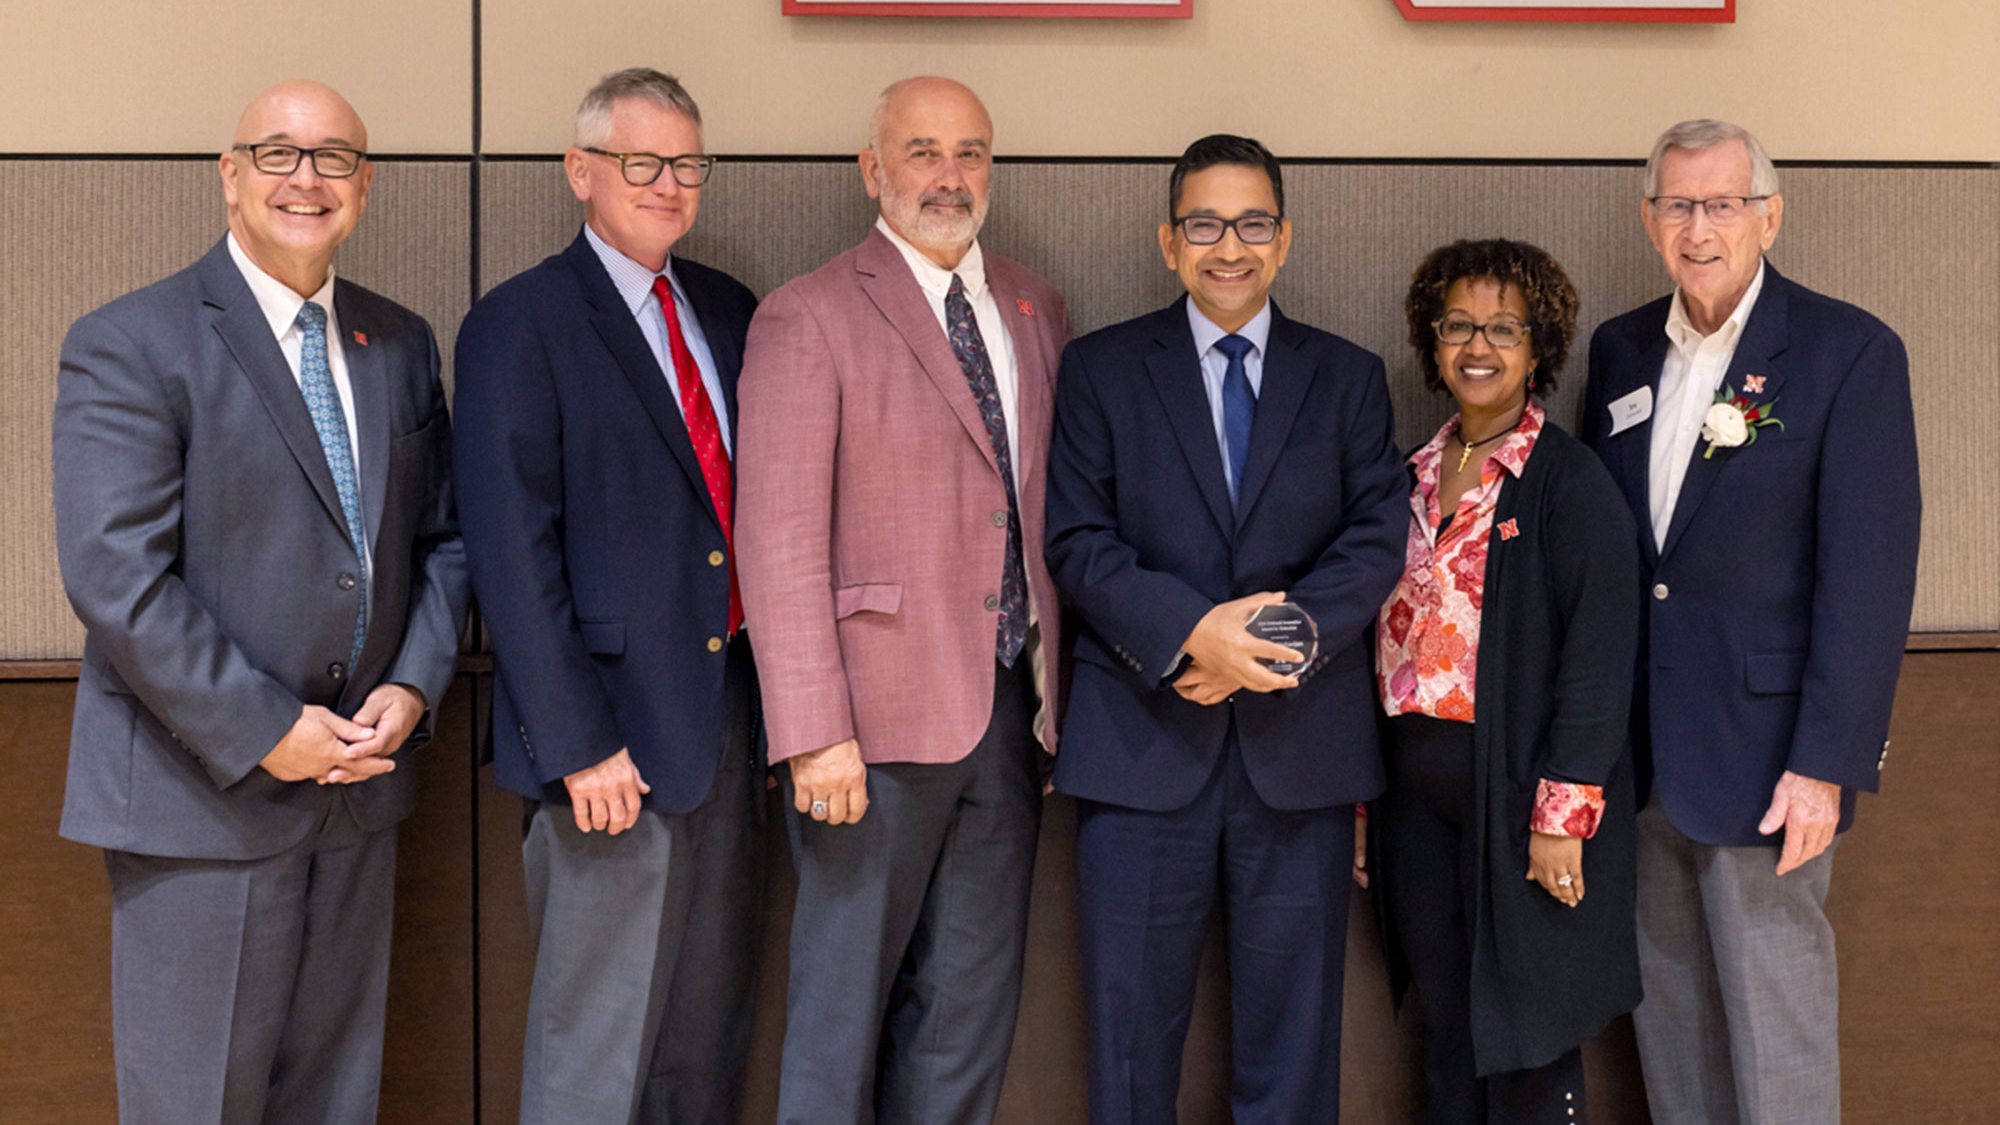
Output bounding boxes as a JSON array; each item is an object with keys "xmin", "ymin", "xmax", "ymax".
[{"xmin": 53, "ymin": 237, "xmax": 468, "ymax": 861}]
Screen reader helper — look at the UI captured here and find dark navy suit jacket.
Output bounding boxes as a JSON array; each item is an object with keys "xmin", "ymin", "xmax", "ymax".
[
  {"xmin": 1045, "ymin": 299, "xmax": 1408, "ymax": 812},
  {"xmin": 1583, "ymin": 264, "xmax": 1921, "ymax": 847},
  {"xmin": 453, "ymin": 231, "xmax": 759, "ymax": 812}
]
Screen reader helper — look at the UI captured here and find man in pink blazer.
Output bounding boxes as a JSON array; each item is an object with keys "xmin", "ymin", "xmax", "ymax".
[{"xmin": 736, "ymin": 76, "xmax": 1070, "ymax": 1125}]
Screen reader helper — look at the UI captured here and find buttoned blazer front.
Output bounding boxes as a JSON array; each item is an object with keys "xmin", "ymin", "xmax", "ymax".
[
  {"xmin": 1583, "ymin": 264, "xmax": 1922, "ymax": 847},
  {"xmin": 453, "ymin": 231, "xmax": 759, "ymax": 812},
  {"xmin": 54, "ymin": 237, "xmax": 468, "ymax": 861},
  {"xmin": 1044, "ymin": 298, "xmax": 1409, "ymax": 813},
  {"xmin": 735, "ymin": 228, "xmax": 1071, "ymax": 767}
]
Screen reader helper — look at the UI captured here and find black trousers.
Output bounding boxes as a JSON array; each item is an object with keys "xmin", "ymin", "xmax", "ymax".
[{"xmin": 1381, "ymin": 713, "xmax": 1587, "ymax": 1125}]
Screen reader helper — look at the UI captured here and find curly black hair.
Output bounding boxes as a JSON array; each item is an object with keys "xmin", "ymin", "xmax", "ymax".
[{"xmin": 1404, "ymin": 239, "xmax": 1579, "ymax": 398}]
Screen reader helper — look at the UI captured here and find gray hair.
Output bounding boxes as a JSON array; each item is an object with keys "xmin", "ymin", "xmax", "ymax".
[
  {"xmin": 574, "ymin": 68, "xmax": 702, "ymax": 148},
  {"xmin": 1643, "ymin": 118, "xmax": 1779, "ymax": 199}
]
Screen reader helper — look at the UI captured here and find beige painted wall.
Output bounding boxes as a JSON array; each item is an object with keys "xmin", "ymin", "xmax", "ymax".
[{"xmin": 1, "ymin": 0, "xmax": 1992, "ymax": 159}]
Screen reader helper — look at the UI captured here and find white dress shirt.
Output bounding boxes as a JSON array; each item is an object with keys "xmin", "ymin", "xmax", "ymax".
[
  {"xmin": 876, "ymin": 217, "xmax": 1022, "ymax": 489},
  {"xmin": 1186, "ymin": 298, "xmax": 1272, "ymax": 499},
  {"xmin": 583, "ymin": 223, "xmax": 732, "ymax": 455},
  {"xmin": 1648, "ymin": 261, "xmax": 1768, "ymax": 548},
  {"xmin": 226, "ymin": 232, "xmax": 370, "ymax": 570}
]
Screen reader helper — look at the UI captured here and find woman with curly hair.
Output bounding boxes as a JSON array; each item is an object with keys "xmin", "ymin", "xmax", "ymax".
[{"xmin": 1371, "ymin": 239, "xmax": 1643, "ymax": 1123}]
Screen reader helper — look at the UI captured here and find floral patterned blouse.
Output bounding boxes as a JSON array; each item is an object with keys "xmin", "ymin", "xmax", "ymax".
[{"xmin": 1375, "ymin": 402, "xmax": 1604, "ymax": 839}]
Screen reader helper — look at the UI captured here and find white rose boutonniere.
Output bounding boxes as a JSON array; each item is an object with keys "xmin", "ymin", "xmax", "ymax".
[{"xmin": 1701, "ymin": 382, "xmax": 1783, "ymax": 459}]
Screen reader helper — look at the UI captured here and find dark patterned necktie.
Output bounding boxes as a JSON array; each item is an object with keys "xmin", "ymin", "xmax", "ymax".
[
  {"xmin": 945, "ymin": 274, "xmax": 1027, "ymax": 667},
  {"xmin": 1216, "ymin": 333, "xmax": 1257, "ymax": 508}
]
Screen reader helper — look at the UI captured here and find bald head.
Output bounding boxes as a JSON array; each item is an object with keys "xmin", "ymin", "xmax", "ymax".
[
  {"xmin": 860, "ymin": 77, "xmax": 994, "ymax": 270},
  {"xmin": 233, "ymin": 79, "xmax": 368, "ymax": 151},
  {"xmin": 221, "ymin": 79, "xmax": 374, "ymax": 298},
  {"xmin": 868, "ymin": 77, "xmax": 991, "ymax": 155}
]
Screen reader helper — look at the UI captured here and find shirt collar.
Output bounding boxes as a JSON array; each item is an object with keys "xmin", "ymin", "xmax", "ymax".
[
  {"xmin": 227, "ymin": 232, "xmax": 336, "ymax": 339},
  {"xmin": 875, "ymin": 216, "xmax": 986, "ymax": 301},
  {"xmin": 1186, "ymin": 297, "xmax": 1273, "ymax": 360},
  {"xmin": 583, "ymin": 222, "xmax": 683, "ymax": 319},
  {"xmin": 1665, "ymin": 259, "xmax": 1766, "ymax": 353}
]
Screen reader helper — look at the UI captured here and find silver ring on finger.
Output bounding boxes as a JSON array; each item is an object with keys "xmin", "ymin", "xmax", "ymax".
[
  {"xmin": 811, "ymin": 800, "xmax": 828, "ymax": 817},
  {"xmin": 1557, "ymin": 874, "xmax": 1574, "ymax": 887}
]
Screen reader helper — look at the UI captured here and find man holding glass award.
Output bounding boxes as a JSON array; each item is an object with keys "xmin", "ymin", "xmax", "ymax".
[{"xmin": 1043, "ymin": 134, "xmax": 1408, "ymax": 1124}]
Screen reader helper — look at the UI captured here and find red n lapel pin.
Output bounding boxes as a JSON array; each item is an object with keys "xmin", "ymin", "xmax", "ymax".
[
  {"xmin": 1498, "ymin": 519, "xmax": 1520, "ymax": 541},
  {"xmin": 1743, "ymin": 374, "xmax": 1765, "ymax": 394},
  {"xmin": 352, "ymin": 330, "xmax": 369, "ymax": 346},
  {"xmin": 1017, "ymin": 299, "xmax": 1035, "ymax": 316}
]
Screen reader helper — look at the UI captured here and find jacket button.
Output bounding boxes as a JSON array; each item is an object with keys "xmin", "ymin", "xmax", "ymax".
[
  {"xmin": 336, "ymin": 572, "xmax": 357, "ymax": 591},
  {"xmin": 707, "ymin": 636, "xmax": 723, "ymax": 653},
  {"xmin": 983, "ymin": 594, "xmax": 1000, "ymax": 611},
  {"xmin": 991, "ymin": 510, "xmax": 1007, "ymax": 527},
  {"xmin": 1653, "ymin": 583, "xmax": 1670, "ymax": 600},
  {"xmin": 328, "ymin": 662, "xmax": 346, "ymax": 681},
  {"xmin": 708, "ymin": 550, "xmax": 725, "ymax": 567}
]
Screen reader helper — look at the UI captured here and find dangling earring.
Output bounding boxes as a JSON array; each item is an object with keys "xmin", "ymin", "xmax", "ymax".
[{"xmin": 1528, "ymin": 371, "xmax": 1538, "ymax": 392}]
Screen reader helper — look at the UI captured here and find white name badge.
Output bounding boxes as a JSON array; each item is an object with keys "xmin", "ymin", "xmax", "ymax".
[{"xmin": 1606, "ymin": 386, "xmax": 1653, "ymax": 437}]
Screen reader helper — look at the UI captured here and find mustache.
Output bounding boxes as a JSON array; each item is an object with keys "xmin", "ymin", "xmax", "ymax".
[{"xmin": 920, "ymin": 189, "xmax": 975, "ymax": 209}]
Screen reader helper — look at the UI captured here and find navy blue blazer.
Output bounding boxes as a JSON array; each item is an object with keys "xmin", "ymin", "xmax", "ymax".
[
  {"xmin": 453, "ymin": 231, "xmax": 759, "ymax": 812},
  {"xmin": 1045, "ymin": 299, "xmax": 1408, "ymax": 812},
  {"xmin": 1583, "ymin": 264, "xmax": 1921, "ymax": 847}
]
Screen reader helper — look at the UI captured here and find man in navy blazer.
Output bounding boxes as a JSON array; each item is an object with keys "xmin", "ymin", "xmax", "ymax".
[
  {"xmin": 1583, "ymin": 119, "xmax": 1921, "ymax": 1125},
  {"xmin": 1045, "ymin": 135, "xmax": 1407, "ymax": 1124},
  {"xmin": 452, "ymin": 69, "xmax": 763, "ymax": 1125},
  {"xmin": 53, "ymin": 80, "xmax": 467, "ymax": 1123}
]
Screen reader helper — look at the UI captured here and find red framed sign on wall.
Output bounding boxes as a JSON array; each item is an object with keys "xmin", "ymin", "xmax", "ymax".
[
  {"xmin": 783, "ymin": 0, "xmax": 1192, "ymax": 17},
  {"xmin": 1394, "ymin": 0, "xmax": 1733, "ymax": 22}
]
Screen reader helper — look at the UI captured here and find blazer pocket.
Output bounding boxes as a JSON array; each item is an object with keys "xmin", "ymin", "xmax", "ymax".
[
  {"xmin": 834, "ymin": 583, "xmax": 902, "ymax": 620},
  {"xmin": 578, "ymin": 618, "xmax": 626, "ymax": 655},
  {"xmin": 390, "ymin": 415, "xmax": 442, "ymax": 457},
  {"xmin": 1744, "ymin": 649, "xmax": 1807, "ymax": 695}
]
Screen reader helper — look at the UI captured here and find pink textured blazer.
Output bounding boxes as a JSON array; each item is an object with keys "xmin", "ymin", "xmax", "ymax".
[{"xmin": 736, "ymin": 228, "xmax": 1071, "ymax": 766}]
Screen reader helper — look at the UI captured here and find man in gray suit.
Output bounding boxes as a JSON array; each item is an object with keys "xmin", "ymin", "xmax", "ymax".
[{"xmin": 51, "ymin": 79, "xmax": 467, "ymax": 1125}]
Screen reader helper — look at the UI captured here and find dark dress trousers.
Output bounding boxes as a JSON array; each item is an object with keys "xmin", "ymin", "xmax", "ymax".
[
  {"xmin": 53, "ymin": 237, "xmax": 468, "ymax": 1124},
  {"xmin": 452, "ymin": 230, "xmax": 763, "ymax": 1125},
  {"xmin": 1373, "ymin": 423, "xmax": 1641, "ymax": 1125},
  {"xmin": 1045, "ymin": 298, "xmax": 1408, "ymax": 1124}
]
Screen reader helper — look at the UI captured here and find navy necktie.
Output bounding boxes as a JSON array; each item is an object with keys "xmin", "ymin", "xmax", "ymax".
[
  {"xmin": 295, "ymin": 302, "xmax": 367, "ymax": 662},
  {"xmin": 1216, "ymin": 333, "xmax": 1257, "ymax": 508},
  {"xmin": 944, "ymin": 274, "xmax": 1028, "ymax": 667}
]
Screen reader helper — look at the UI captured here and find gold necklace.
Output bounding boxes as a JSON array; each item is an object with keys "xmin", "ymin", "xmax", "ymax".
[{"xmin": 1455, "ymin": 429, "xmax": 1508, "ymax": 472}]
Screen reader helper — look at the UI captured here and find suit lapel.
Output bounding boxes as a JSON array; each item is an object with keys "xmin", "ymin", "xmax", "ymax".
[
  {"xmin": 856, "ymin": 231, "xmax": 1001, "ymax": 478},
  {"xmin": 199, "ymin": 242, "xmax": 351, "ymax": 539},
  {"xmin": 1232, "ymin": 307, "xmax": 1313, "ymax": 531},
  {"xmin": 1622, "ymin": 327, "xmax": 1670, "ymax": 569},
  {"xmin": 680, "ymin": 267, "xmax": 745, "ymax": 445},
  {"xmin": 335, "ymin": 282, "xmax": 390, "ymax": 555},
  {"xmin": 1659, "ymin": 270, "xmax": 1791, "ymax": 561},
  {"xmin": 1144, "ymin": 301, "xmax": 1234, "ymax": 538},
  {"xmin": 985, "ymin": 264, "xmax": 1053, "ymax": 490},
  {"xmin": 566, "ymin": 235, "xmax": 720, "ymax": 530}
]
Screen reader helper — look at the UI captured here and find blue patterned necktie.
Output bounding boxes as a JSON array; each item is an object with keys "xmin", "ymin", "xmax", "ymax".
[
  {"xmin": 944, "ymin": 274, "xmax": 1028, "ymax": 667},
  {"xmin": 296, "ymin": 302, "xmax": 367, "ymax": 663},
  {"xmin": 1216, "ymin": 333, "xmax": 1257, "ymax": 508}
]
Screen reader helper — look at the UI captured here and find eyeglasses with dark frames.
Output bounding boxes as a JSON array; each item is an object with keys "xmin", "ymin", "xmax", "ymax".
[
  {"xmin": 1171, "ymin": 213, "xmax": 1283, "ymax": 246},
  {"xmin": 1646, "ymin": 195, "xmax": 1771, "ymax": 224},
  {"xmin": 232, "ymin": 143, "xmax": 367, "ymax": 178},
  {"xmin": 1433, "ymin": 317, "xmax": 1531, "ymax": 349},
  {"xmin": 582, "ymin": 148, "xmax": 716, "ymax": 188}
]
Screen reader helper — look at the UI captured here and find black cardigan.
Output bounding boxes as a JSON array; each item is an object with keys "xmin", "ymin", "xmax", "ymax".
[{"xmin": 1375, "ymin": 420, "xmax": 1644, "ymax": 1075}]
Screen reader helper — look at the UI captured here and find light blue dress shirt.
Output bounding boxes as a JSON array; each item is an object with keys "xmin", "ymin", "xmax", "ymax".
[
  {"xmin": 584, "ymin": 223, "xmax": 732, "ymax": 455},
  {"xmin": 1186, "ymin": 298, "xmax": 1272, "ymax": 496}
]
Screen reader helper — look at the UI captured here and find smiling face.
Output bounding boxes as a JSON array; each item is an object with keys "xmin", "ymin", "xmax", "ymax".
[
  {"xmin": 1435, "ymin": 277, "xmax": 1535, "ymax": 432},
  {"xmin": 220, "ymin": 80, "xmax": 373, "ymax": 297},
  {"xmin": 566, "ymin": 97, "xmax": 703, "ymax": 273},
  {"xmin": 861, "ymin": 78, "xmax": 993, "ymax": 269},
  {"xmin": 1158, "ymin": 163, "xmax": 1291, "ymax": 333},
  {"xmin": 1643, "ymin": 140, "xmax": 1783, "ymax": 335}
]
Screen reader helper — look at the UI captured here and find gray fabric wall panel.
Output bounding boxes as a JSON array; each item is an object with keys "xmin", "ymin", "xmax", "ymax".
[{"xmin": 0, "ymin": 160, "xmax": 469, "ymax": 660}]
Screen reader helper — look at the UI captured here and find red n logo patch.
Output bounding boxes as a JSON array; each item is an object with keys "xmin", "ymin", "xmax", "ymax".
[{"xmin": 1498, "ymin": 519, "xmax": 1519, "ymax": 541}]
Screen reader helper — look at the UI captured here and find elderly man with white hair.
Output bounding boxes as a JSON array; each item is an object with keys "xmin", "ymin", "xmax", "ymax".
[{"xmin": 1582, "ymin": 118, "xmax": 1922, "ymax": 1125}]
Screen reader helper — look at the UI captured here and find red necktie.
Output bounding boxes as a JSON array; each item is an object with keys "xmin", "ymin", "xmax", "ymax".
[{"xmin": 653, "ymin": 276, "xmax": 743, "ymax": 635}]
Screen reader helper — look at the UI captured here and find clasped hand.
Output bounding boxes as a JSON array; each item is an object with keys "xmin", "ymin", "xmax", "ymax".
[
  {"xmin": 258, "ymin": 683, "xmax": 426, "ymax": 786},
  {"xmin": 1172, "ymin": 591, "xmax": 1305, "ymax": 705}
]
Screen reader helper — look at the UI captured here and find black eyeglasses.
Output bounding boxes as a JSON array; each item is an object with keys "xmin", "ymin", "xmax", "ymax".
[
  {"xmin": 1646, "ymin": 195, "xmax": 1771, "ymax": 224},
  {"xmin": 1171, "ymin": 214, "xmax": 1282, "ymax": 246},
  {"xmin": 1433, "ymin": 317, "xmax": 1531, "ymax": 349},
  {"xmin": 232, "ymin": 143, "xmax": 367, "ymax": 178},
  {"xmin": 583, "ymin": 148, "xmax": 716, "ymax": 188}
]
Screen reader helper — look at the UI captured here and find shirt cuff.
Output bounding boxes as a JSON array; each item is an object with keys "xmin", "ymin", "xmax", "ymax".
[{"xmin": 1531, "ymin": 780, "xmax": 1606, "ymax": 838}]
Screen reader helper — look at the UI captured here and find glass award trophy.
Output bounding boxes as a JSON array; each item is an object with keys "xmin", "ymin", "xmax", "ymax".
[{"xmin": 1246, "ymin": 602, "xmax": 1318, "ymax": 677}]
